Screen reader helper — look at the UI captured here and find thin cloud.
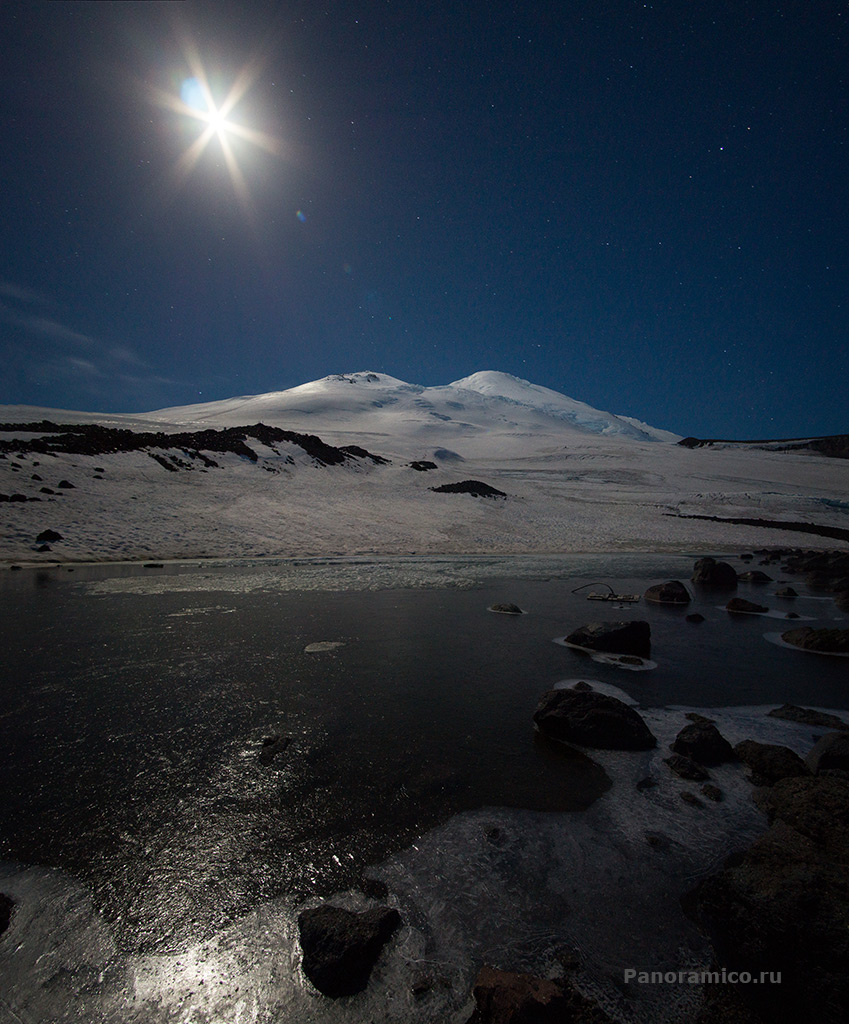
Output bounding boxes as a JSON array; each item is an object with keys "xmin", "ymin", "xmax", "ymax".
[
  {"xmin": 23, "ymin": 314, "xmax": 97, "ymax": 348},
  {"xmin": 0, "ymin": 280, "xmax": 52, "ymax": 305}
]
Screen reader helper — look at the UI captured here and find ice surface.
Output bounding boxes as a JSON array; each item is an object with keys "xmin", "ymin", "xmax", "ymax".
[{"xmin": 2, "ymin": 699, "xmax": 837, "ymax": 1024}]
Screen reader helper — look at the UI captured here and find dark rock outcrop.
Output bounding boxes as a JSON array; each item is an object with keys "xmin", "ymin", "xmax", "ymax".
[
  {"xmin": 297, "ymin": 904, "xmax": 401, "ymax": 997},
  {"xmin": 409, "ymin": 460, "xmax": 437, "ymax": 471},
  {"xmin": 726, "ymin": 597, "xmax": 769, "ymax": 614},
  {"xmin": 691, "ymin": 557, "xmax": 738, "ymax": 589},
  {"xmin": 806, "ymin": 732, "xmax": 849, "ymax": 774},
  {"xmin": 0, "ymin": 893, "xmax": 13, "ymax": 936},
  {"xmin": 430, "ymin": 480, "xmax": 507, "ymax": 498},
  {"xmin": 258, "ymin": 734, "xmax": 290, "ymax": 766},
  {"xmin": 644, "ymin": 580, "xmax": 691, "ymax": 604},
  {"xmin": 781, "ymin": 627, "xmax": 849, "ymax": 654},
  {"xmin": 564, "ymin": 620, "xmax": 651, "ymax": 658},
  {"xmin": 768, "ymin": 704, "xmax": 849, "ymax": 731},
  {"xmin": 686, "ymin": 775, "xmax": 849, "ymax": 1024},
  {"xmin": 671, "ymin": 722, "xmax": 736, "ymax": 766},
  {"xmin": 488, "ymin": 603, "xmax": 524, "ymax": 615},
  {"xmin": 734, "ymin": 740, "xmax": 810, "ymax": 786},
  {"xmin": 533, "ymin": 689, "xmax": 656, "ymax": 751},
  {"xmin": 35, "ymin": 529, "xmax": 63, "ymax": 543},
  {"xmin": 465, "ymin": 965, "xmax": 614, "ymax": 1024}
]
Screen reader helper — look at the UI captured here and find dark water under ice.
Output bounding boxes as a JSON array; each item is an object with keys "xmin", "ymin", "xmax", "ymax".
[{"xmin": 0, "ymin": 552, "xmax": 846, "ymax": 1023}]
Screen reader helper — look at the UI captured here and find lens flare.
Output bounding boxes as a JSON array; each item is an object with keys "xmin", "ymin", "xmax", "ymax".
[{"xmin": 146, "ymin": 35, "xmax": 282, "ymax": 216}]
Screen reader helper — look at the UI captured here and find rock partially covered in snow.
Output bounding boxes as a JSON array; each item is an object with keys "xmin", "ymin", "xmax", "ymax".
[
  {"xmin": 782, "ymin": 627, "xmax": 849, "ymax": 654},
  {"xmin": 533, "ymin": 689, "xmax": 656, "ymax": 751}
]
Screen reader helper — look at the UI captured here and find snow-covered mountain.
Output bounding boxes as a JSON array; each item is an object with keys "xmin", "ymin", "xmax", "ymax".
[
  {"xmin": 139, "ymin": 370, "xmax": 682, "ymax": 447},
  {"xmin": 2, "ymin": 369, "xmax": 847, "ymax": 563}
]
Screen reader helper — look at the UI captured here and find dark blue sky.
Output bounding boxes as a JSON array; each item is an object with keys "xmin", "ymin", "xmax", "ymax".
[{"xmin": 0, "ymin": 0, "xmax": 846, "ymax": 437}]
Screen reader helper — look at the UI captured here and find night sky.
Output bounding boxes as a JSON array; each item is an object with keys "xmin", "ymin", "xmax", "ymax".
[{"xmin": 1, "ymin": 1, "xmax": 846, "ymax": 438}]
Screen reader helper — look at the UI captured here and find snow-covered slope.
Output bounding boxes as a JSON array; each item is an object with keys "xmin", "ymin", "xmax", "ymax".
[
  {"xmin": 138, "ymin": 370, "xmax": 681, "ymax": 451},
  {"xmin": 2, "ymin": 370, "xmax": 847, "ymax": 562}
]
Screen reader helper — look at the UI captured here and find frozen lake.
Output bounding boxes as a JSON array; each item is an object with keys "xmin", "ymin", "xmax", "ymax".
[{"xmin": 1, "ymin": 553, "xmax": 847, "ymax": 1023}]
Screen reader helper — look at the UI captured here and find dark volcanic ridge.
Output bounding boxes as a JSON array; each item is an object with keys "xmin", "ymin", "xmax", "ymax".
[
  {"xmin": 0, "ymin": 421, "xmax": 389, "ymax": 469},
  {"xmin": 678, "ymin": 433, "xmax": 849, "ymax": 459},
  {"xmin": 665, "ymin": 513, "xmax": 849, "ymax": 543}
]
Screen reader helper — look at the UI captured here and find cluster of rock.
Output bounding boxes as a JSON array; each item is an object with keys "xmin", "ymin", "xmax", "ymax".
[{"xmin": 686, "ymin": 717, "xmax": 849, "ymax": 1024}]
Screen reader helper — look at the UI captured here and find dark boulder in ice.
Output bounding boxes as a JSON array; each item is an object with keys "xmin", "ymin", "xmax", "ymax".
[
  {"xmin": 725, "ymin": 597, "xmax": 769, "ymax": 614},
  {"xmin": 734, "ymin": 739, "xmax": 810, "ymax": 787},
  {"xmin": 533, "ymin": 689, "xmax": 656, "ymax": 751},
  {"xmin": 297, "ymin": 903, "xmax": 400, "ymax": 997},
  {"xmin": 0, "ymin": 892, "xmax": 13, "ymax": 936},
  {"xmin": 465, "ymin": 965, "xmax": 615, "ymax": 1024},
  {"xmin": 806, "ymin": 732, "xmax": 849, "ymax": 774},
  {"xmin": 664, "ymin": 753, "xmax": 710, "ymax": 781},
  {"xmin": 488, "ymin": 603, "xmax": 524, "ymax": 615},
  {"xmin": 671, "ymin": 721, "xmax": 736, "ymax": 766},
  {"xmin": 737, "ymin": 570, "xmax": 773, "ymax": 583},
  {"xmin": 686, "ymin": 775, "xmax": 849, "ymax": 1024},
  {"xmin": 564, "ymin": 620, "xmax": 651, "ymax": 658},
  {"xmin": 644, "ymin": 580, "xmax": 691, "ymax": 604},
  {"xmin": 782, "ymin": 626, "xmax": 849, "ymax": 654},
  {"xmin": 691, "ymin": 557, "xmax": 738, "ymax": 588}
]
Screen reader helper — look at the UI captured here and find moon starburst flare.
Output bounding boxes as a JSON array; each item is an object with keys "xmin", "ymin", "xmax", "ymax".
[{"xmin": 147, "ymin": 35, "xmax": 282, "ymax": 211}]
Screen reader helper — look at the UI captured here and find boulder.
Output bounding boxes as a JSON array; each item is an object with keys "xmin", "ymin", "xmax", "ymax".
[
  {"xmin": 0, "ymin": 893, "xmax": 13, "ymax": 936},
  {"xmin": 671, "ymin": 721, "xmax": 736, "ymax": 766},
  {"xmin": 806, "ymin": 732, "xmax": 849, "ymax": 774},
  {"xmin": 686, "ymin": 776, "xmax": 849, "ymax": 1024},
  {"xmin": 533, "ymin": 689, "xmax": 656, "ymax": 751},
  {"xmin": 297, "ymin": 904, "xmax": 401, "ymax": 997},
  {"xmin": 725, "ymin": 597, "xmax": 769, "ymax": 614},
  {"xmin": 781, "ymin": 627, "xmax": 849, "ymax": 654},
  {"xmin": 258, "ymin": 734, "xmax": 290, "ymax": 766},
  {"xmin": 664, "ymin": 753, "xmax": 710, "ymax": 781},
  {"xmin": 691, "ymin": 557, "xmax": 738, "ymax": 589},
  {"xmin": 465, "ymin": 965, "xmax": 614, "ymax": 1024},
  {"xmin": 774, "ymin": 586, "xmax": 798, "ymax": 597},
  {"xmin": 35, "ymin": 529, "xmax": 63, "ymax": 543},
  {"xmin": 737, "ymin": 570, "xmax": 773, "ymax": 583},
  {"xmin": 734, "ymin": 740, "xmax": 810, "ymax": 786},
  {"xmin": 768, "ymin": 704, "xmax": 849, "ymax": 731},
  {"xmin": 644, "ymin": 580, "xmax": 691, "ymax": 604},
  {"xmin": 488, "ymin": 603, "xmax": 524, "ymax": 615},
  {"xmin": 686, "ymin": 613, "xmax": 705, "ymax": 624},
  {"xmin": 564, "ymin": 620, "xmax": 651, "ymax": 658}
]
